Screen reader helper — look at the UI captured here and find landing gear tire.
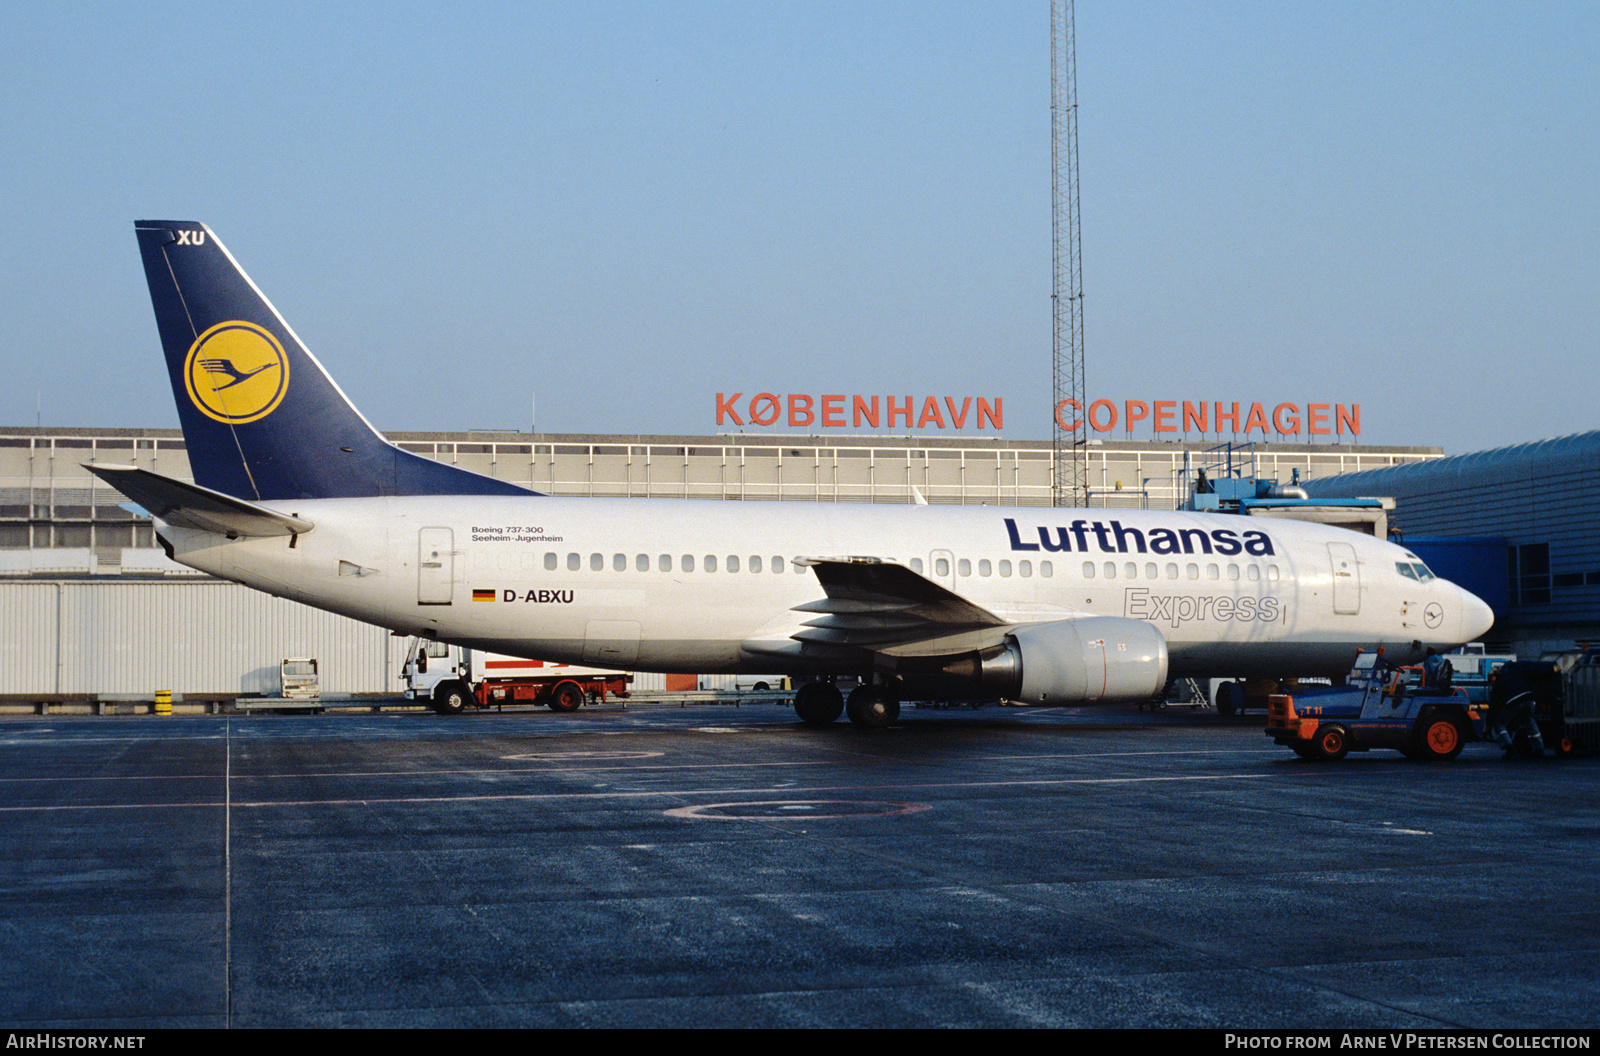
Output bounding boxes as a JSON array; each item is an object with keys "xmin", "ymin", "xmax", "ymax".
[
  {"xmin": 1216, "ymin": 681, "xmax": 1245, "ymax": 717},
  {"xmin": 548, "ymin": 681, "xmax": 584, "ymax": 713},
  {"xmin": 434, "ymin": 682, "xmax": 472, "ymax": 715},
  {"xmin": 846, "ymin": 685, "xmax": 900, "ymax": 728},
  {"xmin": 794, "ymin": 682, "xmax": 844, "ymax": 726},
  {"xmin": 1314, "ymin": 723, "xmax": 1350, "ymax": 761},
  {"xmin": 1412, "ymin": 713, "xmax": 1465, "ymax": 761}
]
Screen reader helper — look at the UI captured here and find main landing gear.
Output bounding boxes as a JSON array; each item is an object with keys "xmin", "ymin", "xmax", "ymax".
[
  {"xmin": 793, "ymin": 681, "xmax": 843, "ymax": 726},
  {"xmin": 793, "ymin": 681, "xmax": 900, "ymax": 728}
]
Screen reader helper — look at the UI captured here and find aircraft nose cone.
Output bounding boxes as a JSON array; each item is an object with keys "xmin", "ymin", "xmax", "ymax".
[{"xmin": 1460, "ymin": 586, "xmax": 1495, "ymax": 642}]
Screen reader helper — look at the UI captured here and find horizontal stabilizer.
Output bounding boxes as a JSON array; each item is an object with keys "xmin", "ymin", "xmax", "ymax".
[{"xmin": 85, "ymin": 464, "xmax": 313, "ymax": 537}]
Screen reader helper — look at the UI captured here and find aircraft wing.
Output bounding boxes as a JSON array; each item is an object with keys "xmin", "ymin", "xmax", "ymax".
[
  {"xmin": 85, "ymin": 464, "xmax": 313, "ymax": 537},
  {"xmin": 789, "ymin": 558, "xmax": 1016, "ymax": 658}
]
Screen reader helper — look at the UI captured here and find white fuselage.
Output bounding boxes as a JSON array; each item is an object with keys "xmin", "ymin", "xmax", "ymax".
[{"xmin": 158, "ymin": 496, "xmax": 1493, "ymax": 680}]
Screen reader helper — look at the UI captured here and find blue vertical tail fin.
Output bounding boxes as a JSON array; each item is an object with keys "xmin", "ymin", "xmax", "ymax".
[{"xmin": 134, "ymin": 220, "xmax": 533, "ymax": 500}]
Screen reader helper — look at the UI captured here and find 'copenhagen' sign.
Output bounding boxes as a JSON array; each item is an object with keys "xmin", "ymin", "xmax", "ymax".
[{"xmin": 1056, "ymin": 399, "xmax": 1361, "ymax": 438}]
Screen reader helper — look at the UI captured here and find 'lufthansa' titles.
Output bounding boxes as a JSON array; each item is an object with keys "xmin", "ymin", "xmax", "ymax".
[{"xmin": 1004, "ymin": 517, "xmax": 1275, "ymax": 557}]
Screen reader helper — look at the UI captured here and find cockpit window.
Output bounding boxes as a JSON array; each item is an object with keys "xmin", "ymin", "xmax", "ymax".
[
  {"xmin": 1412, "ymin": 562, "xmax": 1435, "ymax": 582},
  {"xmin": 1396, "ymin": 562, "xmax": 1418, "ymax": 581}
]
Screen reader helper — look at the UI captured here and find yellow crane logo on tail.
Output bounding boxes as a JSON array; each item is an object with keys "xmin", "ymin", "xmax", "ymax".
[{"xmin": 183, "ymin": 321, "xmax": 290, "ymax": 424}]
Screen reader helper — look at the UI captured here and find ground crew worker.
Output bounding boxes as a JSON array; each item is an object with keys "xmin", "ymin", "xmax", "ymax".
[{"xmin": 1489, "ymin": 665, "xmax": 1544, "ymax": 759}]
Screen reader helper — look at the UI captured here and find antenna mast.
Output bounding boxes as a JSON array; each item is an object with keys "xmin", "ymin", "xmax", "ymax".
[{"xmin": 1051, "ymin": 0, "xmax": 1087, "ymax": 507}]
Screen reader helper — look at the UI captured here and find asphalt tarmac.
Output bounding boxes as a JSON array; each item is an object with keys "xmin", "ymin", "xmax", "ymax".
[{"xmin": 0, "ymin": 701, "xmax": 1595, "ymax": 1029}]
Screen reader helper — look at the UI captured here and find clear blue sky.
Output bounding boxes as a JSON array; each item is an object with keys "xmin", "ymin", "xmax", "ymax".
[{"xmin": 1, "ymin": 2, "xmax": 1595, "ymax": 455}]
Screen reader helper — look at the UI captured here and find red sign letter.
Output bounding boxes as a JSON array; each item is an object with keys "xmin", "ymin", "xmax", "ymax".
[
  {"xmin": 715, "ymin": 392, "xmax": 744, "ymax": 426},
  {"xmin": 1054, "ymin": 399, "xmax": 1081, "ymax": 431},
  {"xmin": 749, "ymin": 393, "xmax": 780, "ymax": 426}
]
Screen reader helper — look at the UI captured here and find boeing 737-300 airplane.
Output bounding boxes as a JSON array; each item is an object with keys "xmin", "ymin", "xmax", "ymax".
[{"xmin": 90, "ymin": 221, "xmax": 1494, "ymax": 726}]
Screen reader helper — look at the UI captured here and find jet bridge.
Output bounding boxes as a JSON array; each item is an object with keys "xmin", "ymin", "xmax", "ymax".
[{"xmin": 1183, "ymin": 443, "xmax": 1393, "ymax": 537}]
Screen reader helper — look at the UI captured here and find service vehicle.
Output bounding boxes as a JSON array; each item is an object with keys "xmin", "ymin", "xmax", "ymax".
[
  {"xmin": 402, "ymin": 638, "xmax": 631, "ymax": 715},
  {"xmin": 733, "ymin": 675, "xmax": 788, "ymax": 693},
  {"xmin": 1265, "ymin": 654, "xmax": 1485, "ymax": 761},
  {"xmin": 279, "ymin": 658, "xmax": 320, "ymax": 699}
]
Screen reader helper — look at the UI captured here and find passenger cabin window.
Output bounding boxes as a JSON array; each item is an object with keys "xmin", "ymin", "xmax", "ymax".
[
  {"xmin": 935, "ymin": 557, "xmax": 950, "ymax": 576},
  {"xmin": 1019, "ymin": 560, "xmax": 1032, "ymax": 577},
  {"xmin": 1083, "ymin": 561, "xmax": 1095, "ymax": 578},
  {"xmin": 567, "ymin": 553, "xmax": 580, "ymax": 571},
  {"xmin": 1041, "ymin": 561, "xmax": 1053, "ymax": 577},
  {"xmin": 910, "ymin": 558, "xmax": 923, "ymax": 574},
  {"xmin": 681, "ymin": 554, "xmax": 695, "ymax": 572},
  {"xmin": 727, "ymin": 555, "xmax": 740, "ymax": 573},
  {"xmin": 636, "ymin": 554, "xmax": 649, "ymax": 571},
  {"xmin": 773, "ymin": 557, "xmax": 785, "ymax": 573},
  {"xmin": 998, "ymin": 560, "xmax": 1012, "ymax": 577},
  {"xmin": 658, "ymin": 554, "xmax": 671, "ymax": 572},
  {"xmin": 545, "ymin": 552, "xmax": 557, "ymax": 571},
  {"xmin": 749, "ymin": 555, "xmax": 763, "ymax": 573},
  {"xmin": 958, "ymin": 558, "xmax": 971, "ymax": 577},
  {"xmin": 979, "ymin": 559, "xmax": 992, "ymax": 577},
  {"xmin": 590, "ymin": 553, "xmax": 603, "ymax": 571},
  {"xmin": 704, "ymin": 555, "xmax": 718, "ymax": 572},
  {"xmin": 613, "ymin": 553, "xmax": 626, "ymax": 572}
]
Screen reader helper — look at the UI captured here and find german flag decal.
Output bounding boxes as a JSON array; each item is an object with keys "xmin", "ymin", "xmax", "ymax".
[{"xmin": 472, "ymin": 589, "xmax": 496, "ymax": 602}]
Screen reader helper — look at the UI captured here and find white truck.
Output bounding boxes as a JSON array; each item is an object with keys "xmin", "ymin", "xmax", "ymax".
[
  {"xmin": 1444, "ymin": 643, "xmax": 1519, "ymax": 704},
  {"xmin": 280, "ymin": 658, "xmax": 320, "ymax": 699},
  {"xmin": 402, "ymin": 638, "xmax": 631, "ymax": 715}
]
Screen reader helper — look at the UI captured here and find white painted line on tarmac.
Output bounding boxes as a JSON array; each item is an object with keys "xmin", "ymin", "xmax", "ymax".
[
  {"xmin": 0, "ymin": 770, "xmax": 1280, "ymax": 812},
  {"xmin": 0, "ymin": 758, "xmax": 842, "ymax": 785}
]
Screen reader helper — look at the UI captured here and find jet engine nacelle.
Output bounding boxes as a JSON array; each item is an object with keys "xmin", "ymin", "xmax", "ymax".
[{"xmin": 947, "ymin": 617, "xmax": 1168, "ymax": 705}]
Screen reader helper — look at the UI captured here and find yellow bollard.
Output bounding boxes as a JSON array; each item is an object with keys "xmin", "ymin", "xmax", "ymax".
[{"xmin": 154, "ymin": 690, "xmax": 172, "ymax": 716}]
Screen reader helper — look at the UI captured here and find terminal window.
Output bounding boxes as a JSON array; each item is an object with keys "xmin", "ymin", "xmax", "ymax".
[{"xmin": 1510, "ymin": 543, "xmax": 1551, "ymax": 605}]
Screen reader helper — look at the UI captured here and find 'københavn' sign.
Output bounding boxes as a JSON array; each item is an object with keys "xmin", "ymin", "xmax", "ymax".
[{"xmin": 713, "ymin": 393, "xmax": 1361, "ymax": 438}]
